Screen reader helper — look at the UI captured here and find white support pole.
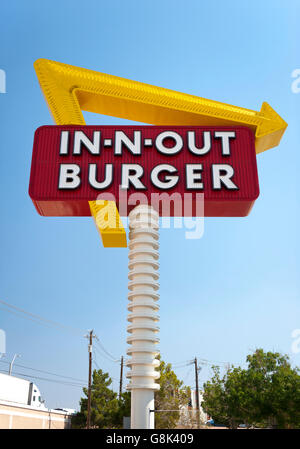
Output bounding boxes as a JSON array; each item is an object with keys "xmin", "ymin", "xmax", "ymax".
[{"xmin": 126, "ymin": 205, "xmax": 160, "ymax": 429}]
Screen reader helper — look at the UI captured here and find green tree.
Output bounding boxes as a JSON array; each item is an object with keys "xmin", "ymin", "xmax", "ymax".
[
  {"xmin": 201, "ymin": 365, "xmax": 236, "ymax": 428},
  {"xmin": 202, "ymin": 349, "xmax": 300, "ymax": 429},
  {"xmin": 245, "ymin": 349, "xmax": 300, "ymax": 428},
  {"xmin": 154, "ymin": 356, "xmax": 190, "ymax": 429},
  {"xmin": 72, "ymin": 360, "xmax": 191, "ymax": 429},
  {"xmin": 72, "ymin": 369, "xmax": 126, "ymax": 429},
  {"xmin": 112, "ymin": 391, "xmax": 131, "ymax": 428}
]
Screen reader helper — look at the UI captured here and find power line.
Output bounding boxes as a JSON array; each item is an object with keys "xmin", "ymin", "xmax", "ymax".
[
  {"xmin": 0, "ymin": 305, "xmax": 57, "ymax": 330},
  {"xmin": 172, "ymin": 362, "xmax": 194, "ymax": 369},
  {"xmin": 94, "ymin": 343, "xmax": 119, "ymax": 363},
  {"xmin": 1, "ymin": 299, "xmax": 118, "ymax": 365},
  {"xmin": 197, "ymin": 357, "xmax": 229, "ymax": 366},
  {"xmin": 93, "ymin": 345, "xmax": 115, "ymax": 363},
  {"xmin": 182, "ymin": 365, "xmax": 193, "ymax": 384},
  {"xmin": 0, "ymin": 370, "xmax": 86, "ymax": 388},
  {"xmin": 94, "ymin": 340, "xmax": 119, "ymax": 362},
  {"xmin": 93, "ymin": 350, "xmax": 101, "ymax": 370},
  {"xmin": 171, "ymin": 359, "xmax": 194, "ymax": 367},
  {"xmin": 0, "ymin": 359, "xmax": 86, "ymax": 383},
  {"xmin": 170, "ymin": 356, "xmax": 230, "ymax": 367},
  {"xmin": 0, "ymin": 300, "xmax": 124, "ymax": 398},
  {"xmin": 91, "ymin": 352, "xmax": 120, "ymax": 386},
  {"xmin": 0, "ymin": 299, "xmax": 84, "ymax": 336}
]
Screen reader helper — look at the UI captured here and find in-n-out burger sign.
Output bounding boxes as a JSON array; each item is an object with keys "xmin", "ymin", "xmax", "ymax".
[
  {"xmin": 29, "ymin": 125, "xmax": 259, "ymax": 217},
  {"xmin": 58, "ymin": 129, "xmax": 238, "ymax": 190}
]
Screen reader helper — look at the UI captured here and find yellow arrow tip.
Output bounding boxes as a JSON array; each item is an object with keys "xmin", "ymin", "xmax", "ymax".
[
  {"xmin": 255, "ymin": 102, "xmax": 288, "ymax": 153},
  {"xmin": 34, "ymin": 58, "xmax": 52, "ymax": 72}
]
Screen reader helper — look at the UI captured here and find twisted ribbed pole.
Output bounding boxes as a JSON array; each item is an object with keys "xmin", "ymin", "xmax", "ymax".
[{"xmin": 126, "ymin": 205, "xmax": 160, "ymax": 429}]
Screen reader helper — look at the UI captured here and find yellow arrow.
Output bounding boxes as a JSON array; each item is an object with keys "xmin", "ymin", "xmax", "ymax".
[
  {"xmin": 34, "ymin": 59, "xmax": 287, "ymax": 246},
  {"xmin": 34, "ymin": 58, "xmax": 287, "ymax": 154},
  {"xmin": 34, "ymin": 59, "xmax": 127, "ymax": 248}
]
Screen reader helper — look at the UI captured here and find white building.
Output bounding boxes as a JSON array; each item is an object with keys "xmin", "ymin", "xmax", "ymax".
[
  {"xmin": 0, "ymin": 373, "xmax": 74, "ymax": 429},
  {"xmin": 178, "ymin": 390, "xmax": 208, "ymax": 428},
  {"xmin": 190, "ymin": 389, "xmax": 207, "ymax": 422},
  {"xmin": 0, "ymin": 373, "xmax": 46, "ymax": 409}
]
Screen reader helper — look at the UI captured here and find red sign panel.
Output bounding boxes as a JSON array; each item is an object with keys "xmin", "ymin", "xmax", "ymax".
[{"xmin": 29, "ymin": 125, "xmax": 259, "ymax": 217}]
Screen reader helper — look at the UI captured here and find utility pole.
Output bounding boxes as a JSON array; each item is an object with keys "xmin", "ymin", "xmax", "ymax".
[
  {"xmin": 194, "ymin": 357, "xmax": 200, "ymax": 428},
  {"xmin": 85, "ymin": 330, "xmax": 95, "ymax": 429},
  {"xmin": 119, "ymin": 356, "xmax": 124, "ymax": 400},
  {"xmin": 9, "ymin": 354, "xmax": 20, "ymax": 375}
]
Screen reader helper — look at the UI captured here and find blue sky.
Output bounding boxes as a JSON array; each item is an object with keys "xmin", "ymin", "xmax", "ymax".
[{"xmin": 0, "ymin": 0, "xmax": 299, "ymax": 409}]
